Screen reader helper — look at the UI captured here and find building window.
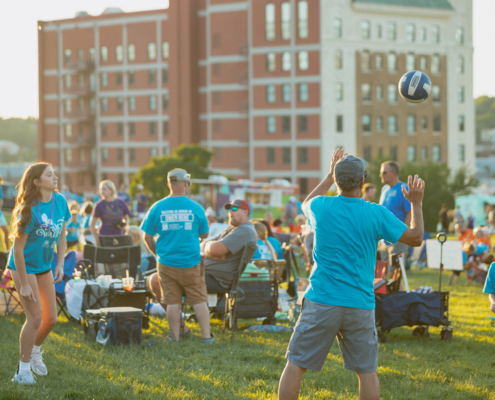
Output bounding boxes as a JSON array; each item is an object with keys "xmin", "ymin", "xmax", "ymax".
[
  {"xmin": 128, "ymin": 71, "xmax": 134, "ymax": 85},
  {"xmin": 335, "ymin": 50, "xmax": 343, "ymax": 69},
  {"xmin": 163, "ymin": 121, "xmax": 169, "ymax": 136},
  {"xmin": 362, "ymin": 83, "xmax": 371, "ymax": 101},
  {"xmin": 267, "ymin": 116, "xmax": 276, "ymax": 133},
  {"xmin": 213, "ymin": 119, "xmax": 221, "ymax": 132},
  {"xmin": 117, "ymin": 123, "xmax": 123, "ymax": 136},
  {"xmin": 149, "ymin": 69, "xmax": 156, "ymax": 84},
  {"xmin": 458, "ymin": 86, "xmax": 465, "ymax": 103},
  {"xmin": 101, "ymin": 72, "xmax": 107, "ymax": 87},
  {"xmin": 64, "ymin": 74, "xmax": 71, "ymax": 89},
  {"xmin": 377, "ymin": 116, "xmax": 383, "ymax": 131},
  {"xmin": 336, "ymin": 83, "xmax": 343, "ymax": 101},
  {"xmin": 78, "ymin": 73, "xmax": 84, "ymax": 88},
  {"xmin": 64, "ymin": 49, "xmax": 71, "ymax": 63},
  {"xmin": 212, "ymin": 34, "xmax": 220, "ymax": 48},
  {"xmin": 100, "ymin": 47, "xmax": 107, "ymax": 62},
  {"xmin": 163, "ymin": 93, "xmax": 169, "ymax": 110},
  {"xmin": 79, "ymin": 148, "xmax": 85, "ymax": 162},
  {"xmin": 361, "ymin": 50, "xmax": 371, "ymax": 71},
  {"xmin": 388, "ymin": 52, "xmax": 397, "ymax": 72},
  {"xmin": 362, "ymin": 114, "xmax": 371, "ymax": 133},
  {"xmin": 129, "ymin": 148, "xmax": 135, "ymax": 162},
  {"xmin": 101, "ymin": 123, "xmax": 107, "ymax": 137},
  {"xmin": 90, "ymin": 98, "xmax": 95, "ymax": 115},
  {"xmin": 334, "ymin": 18, "xmax": 342, "ymax": 38},
  {"xmin": 459, "ymin": 144, "xmax": 465, "ymax": 162},
  {"xmin": 89, "ymin": 48, "xmax": 95, "ymax": 62},
  {"xmin": 336, "ymin": 115, "xmax": 343, "ymax": 133},
  {"xmin": 78, "ymin": 98, "xmax": 84, "ymax": 112},
  {"xmin": 422, "ymin": 117, "xmax": 427, "ymax": 130},
  {"xmin": 388, "ymin": 84, "xmax": 397, "ymax": 103},
  {"xmin": 162, "ymin": 42, "xmax": 169, "ymax": 59},
  {"xmin": 283, "ymin": 147, "xmax": 291, "ymax": 164},
  {"xmin": 102, "ymin": 148, "xmax": 108, "ymax": 162},
  {"xmin": 128, "ymin": 44, "xmax": 135, "ymax": 61},
  {"xmin": 433, "ymin": 115, "xmax": 441, "ymax": 132},
  {"xmin": 431, "ymin": 54, "xmax": 440, "ymax": 74},
  {"xmin": 298, "ymin": 51, "xmax": 309, "ymax": 70},
  {"xmin": 129, "ymin": 97, "xmax": 135, "ymax": 111},
  {"xmin": 101, "ymin": 98, "xmax": 107, "ymax": 112},
  {"xmin": 282, "ymin": 52, "xmax": 291, "ymax": 71},
  {"xmin": 282, "ymin": 116, "xmax": 291, "ymax": 133},
  {"xmin": 299, "ymin": 178, "xmax": 308, "ymax": 195},
  {"xmin": 267, "ymin": 85, "xmax": 276, "ymax": 103},
  {"xmin": 162, "ymin": 66, "xmax": 168, "ymax": 83},
  {"xmin": 116, "ymin": 45, "xmax": 123, "ymax": 62},
  {"xmin": 363, "ymin": 146, "xmax": 371, "ymax": 162},
  {"xmin": 388, "ymin": 22, "xmax": 397, "ymax": 40},
  {"xmin": 117, "ymin": 97, "xmax": 123, "ymax": 111},
  {"xmin": 420, "ymin": 57, "xmax": 427, "ymax": 71},
  {"xmin": 361, "ymin": 20, "xmax": 371, "ymax": 39},
  {"xmin": 432, "ymin": 25, "xmax": 440, "ymax": 43},
  {"xmin": 299, "ymin": 147, "xmax": 308, "ymax": 164},
  {"xmin": 388, "ymin": 115, "xmax": 397, "ymax": 134},
  {"xmin": 377, "ymin": 24, "xmax": 382, "ymax": 38},
  {"xmin": 267, "ymin": 147, "xmax": 275, "ymax": 164},
  {"xmin": 298, "ymin": 1, "xmax": 308, "ymax": 39},
  {"xmin": 116, "ymin": 72, "xmax": 122, "ymax": 86},
  {"xmin": 390, "ymin": 146, "xmax": 397, "ymax": 161},
  {"xmin": 375, "ymin": 86, "xmax": 382, "ymax": 101},
  {"xmin": 78, "ymin": 122, "xmax": 83, "ymax": 135},
  {"xmin": 148, "ymin": 43, "xmax": 156, "ymax": 60},
  {"xmin": 299, "ymin": 115, "xmax": 307, "ymax": 133},
  {"xmin": 129, "ymin": 122, "xmax": 135, "ymax": 136},
  {"xmin": 458, "ymin": 56, "xmax": 465, "ymax": 74},
  {"xmin": 420, "ymin": 27, "xmax": 427, "ymax": 41},
  {"xmin": 118, "ymin": 148, "xmax": 123, "ymax": 162},
  {"xmin": 422, "ymin": 146, "xmax": 428, "ymax": 161},
  {"xmin": 375, "ymin": 54, "xmax": 382, "ymax": 69},
  {"xmin": 407, "ymin": 145, "xmax": 416, "ymax": 162},
  {"xmin": 149, "ymin": 96, "xmax": 156, "ymax": 110},
  {"xmin": 281, "ymin": 2, "xmax": 291, "ymax": 40},
  {"xmin": 406, "ymin": 53, "xmax": 415, "ymax": 71},
  {"xmin": 406, "ymin": 24, "xmax": 416, "ymax": 42},
  {"xmin": 432, "ymin": 85, "xmax": 441, "ymax": 102},
  {"xmin": 282, "ymin": 84, "xmax": 291, "ymax": 102},
  {"xmin": 65, "ymin": 123, "xmax": 72, "ymax": 137},
  {"xmin": 433, "ymin": 144, "xmax": 441, "ymax": 162},
  {"xmin": 407, "ymin": 115, "xmax": 416, "ymax": 134},
  {"xmin": 299, "ymin": 83, "xmax": 308, "ymax": 102},
  {"xmin": 267, "ymin": 52, "xmax": 276, "ymax": 71},
  {"xmin": 149, "ymin": 121, "xmax": 156, "ymax": 136},
  {"xmin": 150, "ymin": 148, "xmax": 157, "ymax": 158},
  {"xmin": 265, "ymin": 3, "xmax": 276, "ymax": 41},
  {"xmin": 459, "ymin": 115, "xmax": 465, "ymax": 132},
  {"xmin": 456, "ymin": 27, "xmax": 464, "ymax": 45}
]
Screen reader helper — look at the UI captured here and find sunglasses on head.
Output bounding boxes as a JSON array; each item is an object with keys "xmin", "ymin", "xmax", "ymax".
[{"xmin": 229, "ymin": 206, "xmax": 240, "ymax": 212}]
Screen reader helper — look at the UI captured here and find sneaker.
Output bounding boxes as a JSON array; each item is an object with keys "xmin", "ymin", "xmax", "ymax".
[
  {"xmin": 166, "ymin": 335, "xmax": 179, "ymax": 342},
  {"xmin": 30, "ymin": 351, "xmax": 47, "ymax": 376},
  {"xmin": 12, "ymin": 368, "xmax": 36, "ymax": 384},
  {"xmin": 202, "ymin": 334, "xmax": 216, "ymax": 345}
]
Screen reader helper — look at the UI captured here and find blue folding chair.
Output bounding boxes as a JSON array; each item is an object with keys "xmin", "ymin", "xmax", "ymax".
[{"xmin": 50, "ymin": 251, "xmax": 78, "ymax": 320}]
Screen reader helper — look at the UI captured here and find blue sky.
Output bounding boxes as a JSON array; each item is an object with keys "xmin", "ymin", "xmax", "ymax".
[{"xmin": 0, "ymin": 0, "xmax": 492, "ymax": 119}]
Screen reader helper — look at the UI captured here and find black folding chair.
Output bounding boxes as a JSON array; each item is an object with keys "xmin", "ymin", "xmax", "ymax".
[
  {"xmin": 83, "ymin": 244, "xmax": 141, "ymax": 279},
  {"xmin": 99, "ymin": 235, "xmax": 133, "ymax": 247}
]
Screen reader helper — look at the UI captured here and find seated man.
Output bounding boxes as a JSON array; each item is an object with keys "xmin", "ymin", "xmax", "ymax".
[{"xmin": 202, "ymin": 199, "xmax": 257, "ymax": 293}]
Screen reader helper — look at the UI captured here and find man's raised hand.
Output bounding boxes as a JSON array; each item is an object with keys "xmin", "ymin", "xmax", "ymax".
[
  {"xmin": 329, "ymin": 148, "xmax": 347, "ymax": 179},
  {"xmin": 402, "ymin": 174, "xmax": 425, "ymax": 205}
]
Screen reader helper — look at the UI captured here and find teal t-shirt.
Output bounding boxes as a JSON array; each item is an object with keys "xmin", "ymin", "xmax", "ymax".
[
  {"xmin": 483, "ymin": 263, "xmax": 495, "ymax": 294},
  {"xmin": 303, "ymin": 195, "xmax": 407, "ymax": 310},
  {"xmin": 140, "ymin": 196, "xmax": 209, "ymax": 268},
  {"xmin": 66, "ymin": 218, "xmax": 81, "ymax": 241},
  {"xmin": 8, "ymin": 192, "xmax": 71, "ymax": 274}
]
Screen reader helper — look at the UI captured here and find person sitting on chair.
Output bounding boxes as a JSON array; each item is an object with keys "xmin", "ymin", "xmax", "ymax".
[
  {"xmin": 252, "ymin": 222, "xmax": 277, "ymax": 261},
  {"xmin": 202, "ymin": 199, "xmax": 257, "ymax": 293}
]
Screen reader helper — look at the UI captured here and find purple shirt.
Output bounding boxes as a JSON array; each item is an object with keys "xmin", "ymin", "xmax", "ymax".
[
  {"xmin": 93, "ymin": 198, "xmax": 131, "ymax": 236},
  {"xmin": 136, "ymin": 193, "xmax": 148, "ymax": 213}
]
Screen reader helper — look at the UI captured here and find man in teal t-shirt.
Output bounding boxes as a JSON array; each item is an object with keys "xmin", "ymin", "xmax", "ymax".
[
  {"xmin": 140, "ymin": 169, "xmax": 214, "ymax": 344},
  {"xmin": 278, "ymin": 149, "xmax": 426, "ymax": 400}
]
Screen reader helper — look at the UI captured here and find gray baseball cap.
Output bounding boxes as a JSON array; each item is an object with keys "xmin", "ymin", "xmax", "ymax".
[
  {"xmin": 335, "ymin": 155, "xmax": 367, "ymax": 184},
  {"xmin": 167, "ymin": 168, "xmax": 191, "ymax": 182}
]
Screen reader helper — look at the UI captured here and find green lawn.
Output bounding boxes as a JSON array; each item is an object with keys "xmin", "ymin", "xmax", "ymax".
[{"xmin": 1, "ymin": 269, "xmax": 495, "ymax": 399}]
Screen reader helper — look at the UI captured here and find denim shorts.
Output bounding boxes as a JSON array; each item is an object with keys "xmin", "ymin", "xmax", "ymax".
[{"xmin": 286, "ymin": 298, "xmax": 378, "ymax": 373}]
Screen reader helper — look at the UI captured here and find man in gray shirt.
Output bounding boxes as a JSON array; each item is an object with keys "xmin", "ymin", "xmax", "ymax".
[{"xmin": 203, "ymin": 199, "xmax": 257, "ymax": 291}]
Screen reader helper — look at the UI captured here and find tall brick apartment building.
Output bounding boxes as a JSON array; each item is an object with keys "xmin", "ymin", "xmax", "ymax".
[{"xmin": 38, "ymin": 0, "xmax": 474, "ymax": 196}]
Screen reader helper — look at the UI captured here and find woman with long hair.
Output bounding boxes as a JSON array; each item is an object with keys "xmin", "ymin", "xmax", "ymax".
[{"xmin": 8, "ymin": 163, "xmax": 71, "ymax": 384}]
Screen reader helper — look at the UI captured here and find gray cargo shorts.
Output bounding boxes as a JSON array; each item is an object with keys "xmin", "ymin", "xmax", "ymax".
[{"xmin": 285, "ymin": 298, "xmax": 378, "ymax": 373}]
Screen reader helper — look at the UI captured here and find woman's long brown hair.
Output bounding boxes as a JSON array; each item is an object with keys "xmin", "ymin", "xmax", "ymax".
[{"xmin": 9, "ymin": 162, "xmax": 52, "ymax": 240}]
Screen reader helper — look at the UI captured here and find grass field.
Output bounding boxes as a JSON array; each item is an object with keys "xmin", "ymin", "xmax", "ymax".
[{"xmin": 1, "ymin": 269, "xmax": 495, "ymax": 399}]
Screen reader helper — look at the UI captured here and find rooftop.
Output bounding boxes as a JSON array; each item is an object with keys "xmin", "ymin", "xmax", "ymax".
[{"xmin": 353, "ymin": 0, "xmax": 454, "ymax": 10}]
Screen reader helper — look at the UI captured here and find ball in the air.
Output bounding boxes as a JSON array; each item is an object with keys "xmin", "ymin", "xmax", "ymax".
[{"xmin": 398, "ymin": 70, "xmax": 432, "ymax": 103}]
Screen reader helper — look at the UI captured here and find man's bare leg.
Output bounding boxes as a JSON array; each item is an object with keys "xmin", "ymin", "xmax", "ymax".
[
  {"xmin": 278, "ymin": 361, "xmax": 307, "ymax": 400},
  {"xmin": 357, "ymin": 371, "xmax": 380, "ymax": 400}
]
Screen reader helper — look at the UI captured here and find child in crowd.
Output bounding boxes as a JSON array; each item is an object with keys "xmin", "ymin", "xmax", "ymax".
[
  {"xmin": 80, "ymin": 202, "xmax": 95, "ymax": 245},
  {"xmin": 271, "ymin": 218, "xmax": 284, "ymax": 234},
  {"xmin": 66, "ymin": 211, "xmax": 80, "ymax": 249},
  {"xmin": 252, "ymin": 222, "xmax": 276, "ymax": 260}
]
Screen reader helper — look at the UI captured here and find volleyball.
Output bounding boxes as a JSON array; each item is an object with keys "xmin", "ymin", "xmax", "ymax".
[{"xmin": 398, "ymin": 70, "xmax": 432, "ymax": 103}]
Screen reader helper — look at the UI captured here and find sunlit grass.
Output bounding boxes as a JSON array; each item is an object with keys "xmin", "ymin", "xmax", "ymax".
[{"xmin": 1, "ymin": 268, "xmax": 495, "ymax": 399}]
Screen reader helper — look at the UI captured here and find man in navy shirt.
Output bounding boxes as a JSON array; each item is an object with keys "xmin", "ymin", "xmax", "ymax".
[{"xmin": 379, "ymin": 161, "xmax": 412, "ymax": 265}]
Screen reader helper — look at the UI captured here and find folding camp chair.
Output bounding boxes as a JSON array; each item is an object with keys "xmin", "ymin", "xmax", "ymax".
[
  {"xmin": 83, "ymin": 244, "xmax": 141, "ymax": 279},
  {"xmin": 50, "ymin": 251, "xmax": 78, "ymax": 321},
  {"xmin": 1, "ymin": 268, "xmax": 24, "ymax": 316},
  {"xmin": 99, "ymin": 235, "xmax": 133, "ymax": 247}
]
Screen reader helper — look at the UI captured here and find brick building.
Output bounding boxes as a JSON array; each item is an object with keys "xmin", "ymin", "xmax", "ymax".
[{"xmin": 38, "ymin": 0, "xmax": 474, "ymax": 196}]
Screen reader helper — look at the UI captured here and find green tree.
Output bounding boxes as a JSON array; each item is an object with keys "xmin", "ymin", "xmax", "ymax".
[
  {"xmin": 0, "ymin": 117, "xmax": 37, "ymax": 162},
  {"xmin": 475, "ymin": 95, "xmax": 495, "ymax": 143},
  {"xmin": 449, "ymin": 166, "xmax": 479, "ymax": 197},
  {"xmin": 130, "ymin": 145, "xmax": 214, "ymax": 204}
]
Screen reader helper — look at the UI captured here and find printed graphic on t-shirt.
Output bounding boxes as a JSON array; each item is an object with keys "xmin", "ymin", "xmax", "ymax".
[
  {"xmin": 160, "ymin": 209, "xmax": 194, "ymax": 231},
  {"xmin": 36, "ymin": 213, "xmax": 65, "ymax": 264}
]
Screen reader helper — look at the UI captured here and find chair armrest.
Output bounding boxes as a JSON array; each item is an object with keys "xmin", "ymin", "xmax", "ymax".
[
  {"xmin": 374, "ymin": 279, "xmax": 386, "ymax": 291},
  {"xmin": 142, "ymin": 268, "xmax": 157, "ymax": 277}
]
